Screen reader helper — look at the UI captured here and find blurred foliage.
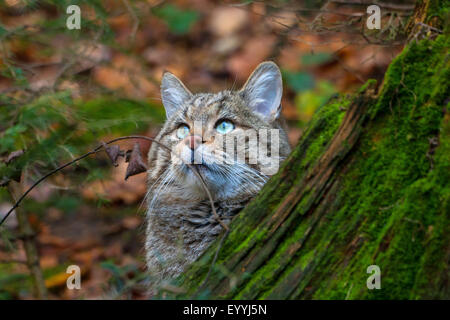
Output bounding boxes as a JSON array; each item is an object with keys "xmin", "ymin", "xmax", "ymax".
[
  {"xmin": 0, "ymin": 92, "xmax": 163, "ymax": 185},
  {"xmin": 0, "ymin": 267, "xmax": 30, "ymax": 299},
  {"xmin": 283, "ymin": 50, "xmax": 337, "ymax": 126},
  {"xmin": 295, "ymin": 81, "xmax": 337, "ymax": 125},
  {"xmin": 101, "ymin": 260, "xmax": 148, "ymax": 298},
  {"xmin": 0, "ymin": 0, "xmax": 166, "ymax": 299},
  {"xmin": 301, "ymin": 52, "xmax": 333, "ymax": 66},
  {"xmin": 152, "ymin": 3, "xmax": 200, "ymax": 35},
  {"xmin": 283, "ymin": 69, "xmax": 315, "ymax": 93}
]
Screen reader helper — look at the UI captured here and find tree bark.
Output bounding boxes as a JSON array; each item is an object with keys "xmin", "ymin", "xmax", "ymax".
[{"xmin": 175, "ymin": 0, "xmax": 449, "ymax": 299}]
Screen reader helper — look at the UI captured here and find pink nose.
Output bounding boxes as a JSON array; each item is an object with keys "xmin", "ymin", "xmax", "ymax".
[{"xmin": 184, "ymin": 135, "xmax": 202, "ymax": 151}]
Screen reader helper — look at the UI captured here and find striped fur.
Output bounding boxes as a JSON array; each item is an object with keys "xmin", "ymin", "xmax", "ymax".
[{"xmin": 145, "ymin": 62, "xmax": 291, "ymax": 290}]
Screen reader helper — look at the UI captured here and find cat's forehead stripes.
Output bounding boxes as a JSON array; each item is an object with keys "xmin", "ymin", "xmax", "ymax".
[
  {"xmin": 189, "ymin": 92, "xmax": 230, "ymax": 109},
  {"xmin": 178, "ymin": 92, "xmax": 234, "ymax": 122}
]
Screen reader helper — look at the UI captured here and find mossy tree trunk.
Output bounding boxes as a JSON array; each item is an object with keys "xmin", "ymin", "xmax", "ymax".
[{"xmin": 176, "ymin": 0, "xmax": 449, "ymax": 299}]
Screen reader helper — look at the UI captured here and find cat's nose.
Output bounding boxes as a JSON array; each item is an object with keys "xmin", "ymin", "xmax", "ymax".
[{"xmin": 185, "ymin": 135, "xmax": 202, "ymax": 151}]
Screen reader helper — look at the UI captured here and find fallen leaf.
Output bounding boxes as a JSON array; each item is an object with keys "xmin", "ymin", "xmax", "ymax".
[
  {"xmin": 5, "ymin": 149, "xmax": 24, "ymax": 164},
  {"xmin": 227, "ymin": 35, "xmax": 276, "ymax": 81},
  {"xmin": 0, "ymin": 177, "xmax": 10, "ymax": 187},
  {"xmin": 209, "ymin": 7, "xmax": 248, "ymax": 37},
  {"xmin": 122, "ymin": 216, "xmax": 141, "ymax": 229},
  {"xmin": 45, "ymin": 271, "xmax": 71, "ymax": 289}
]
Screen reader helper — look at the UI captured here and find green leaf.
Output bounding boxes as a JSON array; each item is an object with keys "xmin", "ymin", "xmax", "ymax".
[
  {"xmin": 101, "ymin": 260, "xmax": 125, "ymax": 291},
  {"xmin": 153, "ymin": 4, "xmax": 200, "ymax": 35},
  {"xmin": 0, "ymin": 124, "xmax": 27, "ymax": 153},
  {"xmin": 294, "ymin": 80, "xmax": 337, "ymax": 124},
  {"xmin": 0, "ymin": 24, "xmax": 7, "ymax": 38},
  {"xmin": 1, "ymin": 66, "xmax": 27, "ymax": 86},
  {"xmin": 52, "ymin": 195, "xmax": 81, "ymax": 213},
  {"xmin": 283, "ymin": 70, "xmax": 315, "ymax": 93},
  {"xmin": 301, "ymin": 52, "xmax": 333, "ymax": 66}
]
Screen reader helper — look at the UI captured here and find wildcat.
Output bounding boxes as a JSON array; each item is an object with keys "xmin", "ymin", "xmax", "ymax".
[{"xmin": 145, "ymin": 62, "xmax": 291, "ymax": 288}]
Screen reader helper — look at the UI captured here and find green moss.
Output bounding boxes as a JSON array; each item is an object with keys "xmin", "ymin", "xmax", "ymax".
[
  {"xmin": 426, "ymin": 0, "xmax": 450, "ymax": 32},
  {"xmin": 306, "ymin": 35, "xmax": 449, "ymax": 299},
  {"xmin": 299, "ymin": 98, "xmax": 348, "ymax": 168}
]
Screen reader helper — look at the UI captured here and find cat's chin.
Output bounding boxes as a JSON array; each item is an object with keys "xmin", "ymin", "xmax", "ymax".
[
  {"xmin": 180, "ymin": 163, "xmax": 217, "ymax": 181},
  {"xmin": 180, "ymin": 165, "xmax": 253, "ymax": 201},
  {"xmin": 177, "ymin": 163, "xmax": 229, "ymax": 193}
]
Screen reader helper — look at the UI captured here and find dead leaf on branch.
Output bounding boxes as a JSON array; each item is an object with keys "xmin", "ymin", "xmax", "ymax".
[
  {"xmin": 124, "ymin": 143, "xmax": 148, "ymax": 180},
  {"xmin": 102, "ymin": 142, "xmax": 124, "ymax": 167}
]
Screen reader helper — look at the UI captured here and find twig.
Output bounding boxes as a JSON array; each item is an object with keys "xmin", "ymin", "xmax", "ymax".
[
  {"xmin": 0, "ymin": 258, "xmax": 28, "ymax": 264},
  {"xmin": 332, "ymin": 54, "xmax": 366, "ymax": 84},
  {"xmin": 199, "ymin": 229, "xmax": 230, "ymax": 290},
  {"xmin": 0, "ymin": 135, "xmax": 228, "ymax": 231},
  {"xmin": 311, "ymin": 1, "xmax": 330, "ymax": 28},
  {"xmin": 232, "ymin": 2, "xmax": 368, "ymax": 17},
  {"xmin": 121, "ymin": 0, "xmax": 140, "ymax": 42},
  {"xmin": 8, "ymin": 181, "xmax": 48, "ymax": 299},
  {"xmin": 330, "ymin": 0, "xmax": 415, "ymax": 11}
]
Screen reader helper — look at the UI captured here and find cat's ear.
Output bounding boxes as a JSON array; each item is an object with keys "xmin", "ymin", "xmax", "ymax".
[
  {"xmin": 240, "ymin": 61, "xmax": 283, "ymax": 122},
  {"xmin": 161, "ymin": 72, "xmax": 192, "ymax": 118}
]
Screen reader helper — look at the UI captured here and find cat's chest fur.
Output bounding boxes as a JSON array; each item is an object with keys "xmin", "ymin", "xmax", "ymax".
[{"xmin": 145, "ymin": 195, "xmax": 251, "ymax": 279}]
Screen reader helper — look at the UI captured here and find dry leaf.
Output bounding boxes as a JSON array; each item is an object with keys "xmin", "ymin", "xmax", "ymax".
[
  {"xmin": 5, "ymin": 149, "xmax": 24, "ymax": 164},
  {"xmin": 124, "ymin": 143, "xmax": 148, "ymax": 180},
  {"xmin": 102, "ymin": 143, "xmax": 123, "ymax": 167},
  {"xmin": 209, "ymin": 7, "xmax": 248, "ymax": 37}
]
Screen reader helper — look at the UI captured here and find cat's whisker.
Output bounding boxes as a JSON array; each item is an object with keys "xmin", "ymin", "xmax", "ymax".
[
  {"xmin": 201, "ymin": 150, "xmax": 269, "ymax": 194},
  {"xmin": 148, "ymin": 169, "xmax": 175, "ymax": 215},
  {"xmin": 140, "ymin": 171, "xmax": 166, "ymax": 211}
]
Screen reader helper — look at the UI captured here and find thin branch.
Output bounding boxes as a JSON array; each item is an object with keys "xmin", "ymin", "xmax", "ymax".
[
  {"xmin": 8, "ymin": 181, "xmax": 48, "ymax": 299},
  {"xmin": 330, "ymin": 0, "xmax": 415, "ymax": 11},
  {"xmin": 121, "ymin": 0, "xmax": 140, "ymax": 42},
  {"xmin": 0, "ymin": 258, "xmax": 27, "ymax": 264},
  {"xmin": 199, "ymin": 229, "xmax": 230, "ymax": 290},
  {"xmin": 311, "ymin": 1, "xmax": 331, "ymax": 27},
  {"xmin": 0, "ymin": 135, "xmax": 228, "ymax": 231}
]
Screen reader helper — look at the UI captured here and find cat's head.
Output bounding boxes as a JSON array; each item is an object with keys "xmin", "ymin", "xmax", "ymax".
[{"xmin": 148, "ymin": 61, "xmax": 290, "ymax": 200}]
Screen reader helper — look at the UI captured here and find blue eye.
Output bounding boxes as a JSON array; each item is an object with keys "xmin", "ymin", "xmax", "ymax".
[
  {"xmin": 215, "ymin": 120, "xmax": 235, "ymax": 134},
  {"xmin": 176, "ymin": 124, "xmax": 190, "ymax": 139}
]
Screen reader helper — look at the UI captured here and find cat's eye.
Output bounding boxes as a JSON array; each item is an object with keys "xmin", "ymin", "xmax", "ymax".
[
  {"xmin": 176, "ymin": 124, "xmax": 190, "ymax": 139},
  {"xmin": 215, "ymin": 120, "xmax": 235, "ymax": 134}
]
